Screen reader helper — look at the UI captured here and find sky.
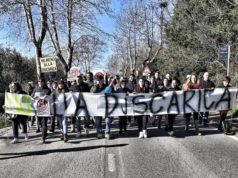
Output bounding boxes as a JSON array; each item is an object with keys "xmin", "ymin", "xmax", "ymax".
[{"xmin": 0, "ymin": 0, "xmax": 122, "ymax": 71}]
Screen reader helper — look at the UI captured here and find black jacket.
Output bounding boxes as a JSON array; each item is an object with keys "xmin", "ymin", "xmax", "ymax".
[
  {"xmin": 201, "ymin": 79, "xmax": 215, "ymax": 89},
  {"xmin": 32, "ymin": 86, "xmax": 51, "ymax": 97},
  {"xmin": 70, "ymin": 82, "xmax": 90, "ymax": 92},
  {"xmin": 91, "ymin": 83, "xmax": 107, "ymax": 93},
  {"xmin": 116, "ymin": 87, "xmax": 131, "ymax": 93}
]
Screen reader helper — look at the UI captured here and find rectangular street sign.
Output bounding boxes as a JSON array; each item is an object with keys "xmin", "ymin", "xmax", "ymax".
[
  {"xmin": 40, "ymin": 57, "xmax": 57, "ymax": 73},
  {"xmin": 219, "ymin": 45, "xmax": 229, "ymax": 60}
]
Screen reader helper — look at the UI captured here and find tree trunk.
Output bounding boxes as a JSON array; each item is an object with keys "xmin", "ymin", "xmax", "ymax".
[{"xmin": 35, "ymin": 46, "xmax": 43, "ymax": 79}]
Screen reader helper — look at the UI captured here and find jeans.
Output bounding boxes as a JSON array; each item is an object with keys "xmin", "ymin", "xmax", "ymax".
[
  {"xmin": 50, "ymin": 116, "xmax": 56, "ymax": 132},
  {"xmin": 12, "ymin": 115, "xmax": 27, "ymax": 138},
  {"xmin": 56, "ymin": 115, "xmax": 68, "ymax": 134},
  {"xmin": 95, "ymin": 117, "xmax": 111, "ymax": 134}
]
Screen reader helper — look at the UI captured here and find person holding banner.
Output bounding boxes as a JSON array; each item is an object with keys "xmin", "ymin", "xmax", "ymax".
[
  {"xmin": 182, "ymin": 75, "xmax": 203, "ymax": 135},
  {"xmin": 91, "ymin": 75, "xmax": 107, "ymax": 139},
  {"xmin": 200, "ymin": 72, "xmax": 215, "ymax": 127},
  {"xmin": 134, "ymin": 77, "xmax": 149, "ymax": 138},
  {"xmin": 218, "ymin": 76, "xmax": 233, "ymax": 134},
  {"xmin": 32, "ymin": 77, "xmax": 51, "ymax": 143},
  {"xmin": 157, "ymin": 78, "xmax": 170, "ymax": 130},
  {"xmin": 54, "ymin": 81, "xmax": 69, "ymax": 142},
  {"xmin": 167, "ymin": 79, "xmax": 181, "ymax": 136},
  {"xmin": 116, "ymin": 79, "xmax": 131, "ymax": 135},
  {"xmin": 49, "ymin": 81, "xmax": 58, "ymax": 133},
  {"xmin": 70, "ymin": 75, "xmax": 90, "ymax": 138},
  {"xmin": 126, "ymin": 74, "xmax": 137, "ymax": 127},
  {"xmin": 10, "ymin": 82, "xmax": 29, "ymax": 144}
]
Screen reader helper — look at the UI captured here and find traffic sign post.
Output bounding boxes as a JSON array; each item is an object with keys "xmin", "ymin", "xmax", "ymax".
[{"xmin": 218, "ymin": 45, "xmax": 230, "ymax": 76}]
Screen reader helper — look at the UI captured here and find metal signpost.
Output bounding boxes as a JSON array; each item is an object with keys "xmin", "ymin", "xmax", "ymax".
[{"xmin": 219, "ymin": 45, "xmax": 230, "ymax": 76}]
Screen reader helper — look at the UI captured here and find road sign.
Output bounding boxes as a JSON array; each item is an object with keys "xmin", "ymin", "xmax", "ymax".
[
  {"xmin": 40, "ymin": 57, "xmax": 57, "ymax": 73},
  {"xmin": 219, "ymin": 45, "xmax": 230, "ymax": 60}
]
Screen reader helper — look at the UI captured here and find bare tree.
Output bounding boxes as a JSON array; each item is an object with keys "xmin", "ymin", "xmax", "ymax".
[
  {"xmin": 112, "ymin": 0, "xmax": 174, "ymax": 74},
  {"xmin": 47, "ymin": 0, "xmax": 112, "ymax": 76},
  {"xmin": 0, "ymin": 0, "xmax": 48, "ymax": 79},
  {"xmin": 73, "ymin": 35, "xmax": 105, "ymax": 73}
]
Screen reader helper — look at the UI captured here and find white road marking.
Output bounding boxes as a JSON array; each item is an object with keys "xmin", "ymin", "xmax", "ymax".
[{"xmin": 108, "ymin": 153, "xmax": 116, "ymax": 172}]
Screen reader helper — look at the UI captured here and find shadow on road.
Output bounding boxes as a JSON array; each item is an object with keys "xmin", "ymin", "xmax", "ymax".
[{"xmin": 0, "ymin": 143, "xmax": 128, "ymax": 160}]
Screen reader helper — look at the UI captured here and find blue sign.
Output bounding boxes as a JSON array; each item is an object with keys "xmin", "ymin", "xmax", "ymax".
[{"xmin": 219, "ymin": 45, "xmax": 229, "ymax": 60}]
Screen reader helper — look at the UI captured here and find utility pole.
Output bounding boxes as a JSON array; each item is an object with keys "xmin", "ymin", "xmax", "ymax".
[{"xmin": 159, "ymin": 0, "xmax": 168, "ymax": 55}]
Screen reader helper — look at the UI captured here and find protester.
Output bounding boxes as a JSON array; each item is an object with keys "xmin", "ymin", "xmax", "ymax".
[
  {"xmin": 134, "ymin": 77, "xmax": 149, "ymax": 138},
  {"xmin": 91, "ymin": 75, "xmax": 107, "ymax": 139},
  {"xmin": 86, "ymin": 72, "xmax": 94, "ymax": 90},
  {"xmin": 200, "ymin": 72, "xmax": 215, "ymax": 127},
  {"xmin": 182, "ymin": 75, "xmax": 203, "ymax": 135},
  {"xmin": 10, "ymin": 82, "xmax": 29, "ymax": 144},
  {"xmin": 157, "ymin": 78, "xmax": 170, "ymax": 129},
  {"xmin": 54, "ymin": 81, "xmax": 69, "ymax": 142},
  {"xmin": 31, "ymin": 77, "xmax": 51, "ymax": 143},
  {"xmin": 154, "ymin": 71, "xmax": 162, "ymax": 86},
  {"xmin": 126, "ymin": 74, "xmax": 136, "ymax": 93},
  {"xmin": 126, "ymin": 74, "xmax": 137, "ymax": 127},
  {"xmin": 49, "ymin": 81, "xmax": 58, "ymax": 133},
  {"xmin": 116, "ymin": 79, "xmax": 130, "ymax": 135},
  {"xmin": 218, "ymin": 76, "xmax": 233, "ymax": 134},
  {"xmin": 167, "ymin": 79, "xmax": 180, "ymax": 136},
  {"xmin": 47, "ymin": 80, "xmax": 53, "ymax": 91},
  {"xmin": 26, "ymin": 81, "xmax": 35, "ymax": 126},
  {"xmin": 70, "ymin": 76, "xmax": 90, "ymax": 138},
  {"xmin": 165, "ymin": 73, "xmax": 172, "ymax": 85}
]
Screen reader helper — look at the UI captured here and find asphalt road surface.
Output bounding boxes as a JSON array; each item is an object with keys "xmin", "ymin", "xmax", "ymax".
[{"xmin": 1, "ymin": 116, "xmax": 238, "ymax": 178}]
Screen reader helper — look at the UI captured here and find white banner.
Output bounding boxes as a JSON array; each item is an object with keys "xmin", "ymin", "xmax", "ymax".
[{"xmin": 4, "ymin": 88, "xmax": 237, "ymax": 117}]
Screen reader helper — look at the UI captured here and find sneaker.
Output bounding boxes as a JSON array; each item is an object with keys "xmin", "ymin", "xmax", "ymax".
[
  {"xmin": 97, "ymin": 133, "xmax": 103, "ymax": 139},
  {"xmin": 197, "ymin": 132, "xmax": 202, "ymax": 136},
  {"xmin": 76, "ymin": 132, "xmax": 81, "ymax": 138},
  {"xmin": 25, "ymin": 134, "xmax": 29, "ymax": 141},
  {"xmin": 143, "ymin": 130, "xmax": 148, "ymax": 138},
  {"xmin": 105, "ymin": 133, "xmax": 110, "ymax": 140},
  {"xmin": 10, "ymin": 138, "xmax": 19, "ymax": 144},
  {"xmin": 168, "ymin": 131, "xmax": 174, "ymax": 136},
  {"xmin": 139, "ymin": 131, "xmax": 144, "ymax": 139}
]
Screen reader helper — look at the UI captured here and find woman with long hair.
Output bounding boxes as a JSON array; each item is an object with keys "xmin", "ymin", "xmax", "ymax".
[{"xmin": 134, "ymin": 77, "xmax": 149, "ymax": 138}]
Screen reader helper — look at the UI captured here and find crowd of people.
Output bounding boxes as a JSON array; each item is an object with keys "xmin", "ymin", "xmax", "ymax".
[{"xmin": 5, "ymin": 71, "xmax": 234, "ymax": 144}]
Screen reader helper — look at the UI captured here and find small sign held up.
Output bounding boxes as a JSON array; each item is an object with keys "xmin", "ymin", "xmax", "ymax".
[{"xmin": 40, "ymin": 57, "xmax": 57, "ymax": 73}]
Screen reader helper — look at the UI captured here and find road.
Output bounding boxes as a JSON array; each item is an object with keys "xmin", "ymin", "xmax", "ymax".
[{"xmin": 0, "ymin": 116, "xmax": 238, "ymax": 178}]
